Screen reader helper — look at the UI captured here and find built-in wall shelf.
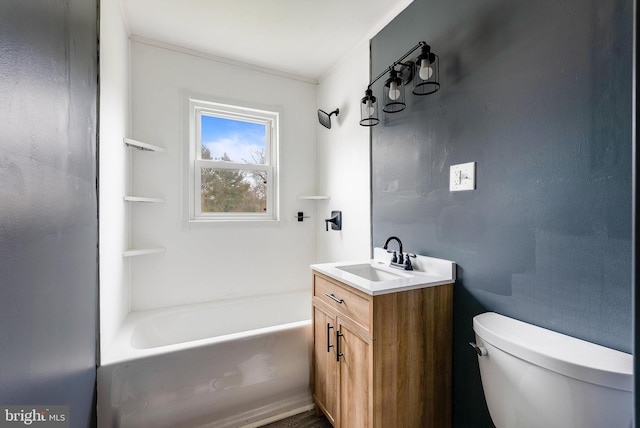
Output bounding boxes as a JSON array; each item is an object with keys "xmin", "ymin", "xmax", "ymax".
[
  {"xmin": 123, "ymin": 137, "xmax": 166, "ymax": 152},
  {"xmin": 123, "ymin": 138, "xmax": 165, "ymax": 259},
  {"xmin": 298, "ymin": 195, "xmax": 330, "ymax": 200},
  {"xmin": 123, "ymin": 248, "xmax": 166, "ymax": 258},
  {"xmin": 124, "ymin": 196, "xmax": 165, "ymax": 203}
]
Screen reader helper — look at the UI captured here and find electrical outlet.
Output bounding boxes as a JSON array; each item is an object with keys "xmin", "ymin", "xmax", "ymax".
[{"xmin": 450, "ymin": 162, "xmax": 476, "ymax": 191}]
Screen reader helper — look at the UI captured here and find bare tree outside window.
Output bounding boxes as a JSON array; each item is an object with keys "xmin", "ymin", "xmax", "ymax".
[{"xmin": 200, "ymin": 146, "xmax": 267, "ymax": 213}]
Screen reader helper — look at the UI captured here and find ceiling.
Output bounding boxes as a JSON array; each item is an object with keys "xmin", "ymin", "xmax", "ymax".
[{"xmin": 119, "ymin": 0, "xmax": 413, "ymax": 82}]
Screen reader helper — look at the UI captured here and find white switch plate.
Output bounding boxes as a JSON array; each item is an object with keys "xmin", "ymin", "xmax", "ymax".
[{"xmin": 450, "ymin": 162, "xmax": 476, "ymax": 191}]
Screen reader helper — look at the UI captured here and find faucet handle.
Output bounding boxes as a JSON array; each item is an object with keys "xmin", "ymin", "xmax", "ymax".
[
  {"xmin": 404, "ymin": 253, "xmax": 415, "ymax": 270},
  {"xmin": 325, "ymin": 211, "xmax": 342, "ymax": 231}
]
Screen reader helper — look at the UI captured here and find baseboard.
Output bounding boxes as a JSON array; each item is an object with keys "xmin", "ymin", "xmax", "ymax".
[
  {"xmin": 239, "ymin": 403, "xmax": 315, "ymax": 428},
  {"xmin": 194, "ymin": 392, "xmax": 314, "ymax": 428}
]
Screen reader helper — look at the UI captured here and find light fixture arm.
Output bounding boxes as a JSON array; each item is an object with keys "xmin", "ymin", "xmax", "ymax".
[
  {"xmin": 366, "ymin": 41, "xmax": 428, "ymax": 89},
  {"xmin": 359, "ymin": 40, "xmax": 438, "ymax": 126}
]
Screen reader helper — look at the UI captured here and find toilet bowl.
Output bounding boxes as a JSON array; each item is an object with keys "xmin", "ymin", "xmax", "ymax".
[{"xmin": 472, "ymin": 312, "xmax": 632, "ymax": 428}]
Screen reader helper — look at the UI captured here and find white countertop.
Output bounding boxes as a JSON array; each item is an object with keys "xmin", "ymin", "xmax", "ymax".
[{"xmin": 311, "ymin": 248, "xmax": 456, "ymax": 296}]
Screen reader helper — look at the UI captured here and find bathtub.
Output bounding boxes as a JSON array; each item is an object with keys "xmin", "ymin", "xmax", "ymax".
[{"xmin": 97, "ymin": 291, "xmax": 313, "ymax": 428}]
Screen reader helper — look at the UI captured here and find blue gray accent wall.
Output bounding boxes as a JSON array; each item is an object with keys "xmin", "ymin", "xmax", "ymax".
[
  {"xmin": 635, "ymin": 3, "xmax": 640, "ymax": 423},
  {"xmin": 0, "ymin": 0, "xmax": 98, "ymax": 426},
  {"xmin": 370, "ymin": 0, "xmax": 633, "ymax": 426}
]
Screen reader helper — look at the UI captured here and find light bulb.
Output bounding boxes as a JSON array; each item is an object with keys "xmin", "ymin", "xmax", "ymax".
[
  {"xmin": 419, "ymin": 58, "xmax": 433, "ymax": 80},
  {"xmin": 388, "ymin": 81, "xmax": 400, "ymax": 101},
  {"xmin": 365, "ymin": 100, "xmax": 375, "ymax": 116}
]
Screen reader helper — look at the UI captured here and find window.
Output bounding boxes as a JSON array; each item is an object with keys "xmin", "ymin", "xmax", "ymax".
[{"xmin": 188, "ymin": 98, "xmax": 279, "ymax": 221}]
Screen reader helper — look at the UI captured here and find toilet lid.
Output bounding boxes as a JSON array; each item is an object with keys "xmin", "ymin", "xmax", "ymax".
[{"xmin": 473, "ymin": 312, "xmax": 633, "ymax": 392}]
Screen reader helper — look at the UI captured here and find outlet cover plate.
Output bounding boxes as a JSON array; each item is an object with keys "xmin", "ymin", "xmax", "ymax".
[{"xmin": 450, "ymin": 162, "xmax": 476, "ymax": 191}]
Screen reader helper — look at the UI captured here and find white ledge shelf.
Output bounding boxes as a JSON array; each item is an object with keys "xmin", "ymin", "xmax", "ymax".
[
  {"xmin": 298, "ymin": 195, "xmax": 330, "ymax": 200},
  {"xmin": 124, "ymin": 196, "xmax": 165, "ymax": 203},
  {"xmin": 123, "ymin": 248, "xmax": 166, "ymax": 258},
  {"xmin": 124, "ymin": 137, "xmax": 166, "ymax": 152}
]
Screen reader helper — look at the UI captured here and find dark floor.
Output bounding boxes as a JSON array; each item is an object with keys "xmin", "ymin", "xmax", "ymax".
[{"xmin": 260, "ymin": 410, "xmax": 332, "ymax": 428}]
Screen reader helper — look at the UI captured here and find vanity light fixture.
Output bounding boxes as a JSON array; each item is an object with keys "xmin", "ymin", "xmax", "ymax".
[
  {"xmin": 359, "ymin": 41, "xmax": 440, "ymax": 127},
  {"xmin": 360, "ymin": 89, "xmax": 379, "ymax": 126},
  {"xmin": 413, "ymin": 45, "xmax": 440, "ymax": 95},
  {"xmin": 383, "ymin": 69, "xmax": 406, "ymax": 113}
]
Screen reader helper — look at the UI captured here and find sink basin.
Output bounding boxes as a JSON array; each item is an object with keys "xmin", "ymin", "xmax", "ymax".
[
  {"xmin": 336, "ymin": 263, "xmax": 408, "ymax": 282},
  {"xmin": 311, "ymin": 248, "xmax": 456, "ymax": 296}
]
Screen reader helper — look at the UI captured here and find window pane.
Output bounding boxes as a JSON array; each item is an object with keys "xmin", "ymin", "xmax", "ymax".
[
  {"xmin": 200, "ymin": 115, "xmax": 266, "ymax": 164},
  {"xmin": 200, "ymin": 167, "xmax": 267, "ymax": 213}
]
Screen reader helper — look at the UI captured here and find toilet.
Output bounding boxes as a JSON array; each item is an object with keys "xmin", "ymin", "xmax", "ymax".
[{"xmin": 472, "ymin": 312, "xmax": 633, "ymax": 428}]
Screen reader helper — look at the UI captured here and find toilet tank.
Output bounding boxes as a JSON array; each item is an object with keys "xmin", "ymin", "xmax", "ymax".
[{"xmin": 473, "ymin": 312, "xmax": 632, "ymax": 428}]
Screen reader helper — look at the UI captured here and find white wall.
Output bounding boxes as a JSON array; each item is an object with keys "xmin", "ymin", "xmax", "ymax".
[
  {"xmin": 315, "ymin": 40, "xmax": 372, "ymax": 262},
  {"xmin": 99, "ymin": 0, "xmax": 130, "ymax": 355},
  {"xmin": 129, "ymin": 41, "xmax": 318, "ymax": 311}
]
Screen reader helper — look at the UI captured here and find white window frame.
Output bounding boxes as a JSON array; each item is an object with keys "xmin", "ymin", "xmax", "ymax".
[{"xmin": 188, "ymin": 97, "xmax": 280, "ymax": 222}]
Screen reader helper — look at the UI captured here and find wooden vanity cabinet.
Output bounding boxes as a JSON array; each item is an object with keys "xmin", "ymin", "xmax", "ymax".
[
  {"xmin": 312, "ymin": 304, "xmax": 339, "ymax": 425},
  {"xmin": 311, "ymin": 270, "xmax": 453, "ymax": 428}
]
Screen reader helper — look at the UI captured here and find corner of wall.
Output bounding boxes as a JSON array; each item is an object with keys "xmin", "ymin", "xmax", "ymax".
[
  {"xmin": 98, "ymin": 0, "xmax": 132, "ymax": 359},
  {"xmin": 315, "ymin": 39, "xmax": 372, "ymax": 263}
]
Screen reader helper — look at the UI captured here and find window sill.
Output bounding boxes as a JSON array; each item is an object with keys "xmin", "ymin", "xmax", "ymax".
[{"xmin": 186, "ymin": 217, "xmax": 281, "ymax": 227}]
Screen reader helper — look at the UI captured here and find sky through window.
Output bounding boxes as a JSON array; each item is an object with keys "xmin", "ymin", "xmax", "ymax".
[{"xmin": 201, "ymin": 115, "xmax": 266, "ymax": 164}]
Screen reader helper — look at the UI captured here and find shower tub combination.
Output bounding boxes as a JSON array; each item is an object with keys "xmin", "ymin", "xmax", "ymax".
[{"xmin": 97, "ymin": 291, "xmax": 312, "ymax": 428}]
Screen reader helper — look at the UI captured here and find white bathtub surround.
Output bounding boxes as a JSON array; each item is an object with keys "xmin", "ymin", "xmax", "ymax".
[
  {"xmin": 99, "ymin": 0, "xmax": 131, "ymax": 356},
  {"xmin": 128, "ymin": 40, "xmax": 318, "ymax": 311},
  {"xmin": 316, "ymin": 38, "xmax": 372, "ymax": 263},
  {"xmin": 98, "ymin": 291, "xmax": 312, "ymax": 427}
]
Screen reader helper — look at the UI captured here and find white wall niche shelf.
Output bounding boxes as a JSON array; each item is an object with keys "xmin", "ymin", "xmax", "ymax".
[
  {"xmin": 123, "ymin": 137, "xmax": 166, "ymax": 152},
  {"xmin": 298, "ymin": 195, "xmax": 330, "ymax": 200},
  {"xmin": 123, "ymin": 248, "xmax": 166, "ymax": 258},
  {"xmin": 123, "ymin": 137, "xmax": 165, "ymax": 258},
  {"xmin": 124, "ymin": 196, "xmax": 165, "ymax": 203}
]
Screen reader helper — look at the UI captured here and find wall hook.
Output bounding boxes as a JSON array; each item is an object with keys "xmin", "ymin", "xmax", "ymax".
[{"xmin": 296, "ymin": 211, "xmax": 311, "ymax": 222}]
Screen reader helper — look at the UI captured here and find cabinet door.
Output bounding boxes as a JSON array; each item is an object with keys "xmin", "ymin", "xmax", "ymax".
[
  {"xmin": 337, "ymin": 319, "xmax": 371, "ymax": 428},
  {"xmin": 313, "ymin": 305, "xmax": 337, "ymax": 425}
]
